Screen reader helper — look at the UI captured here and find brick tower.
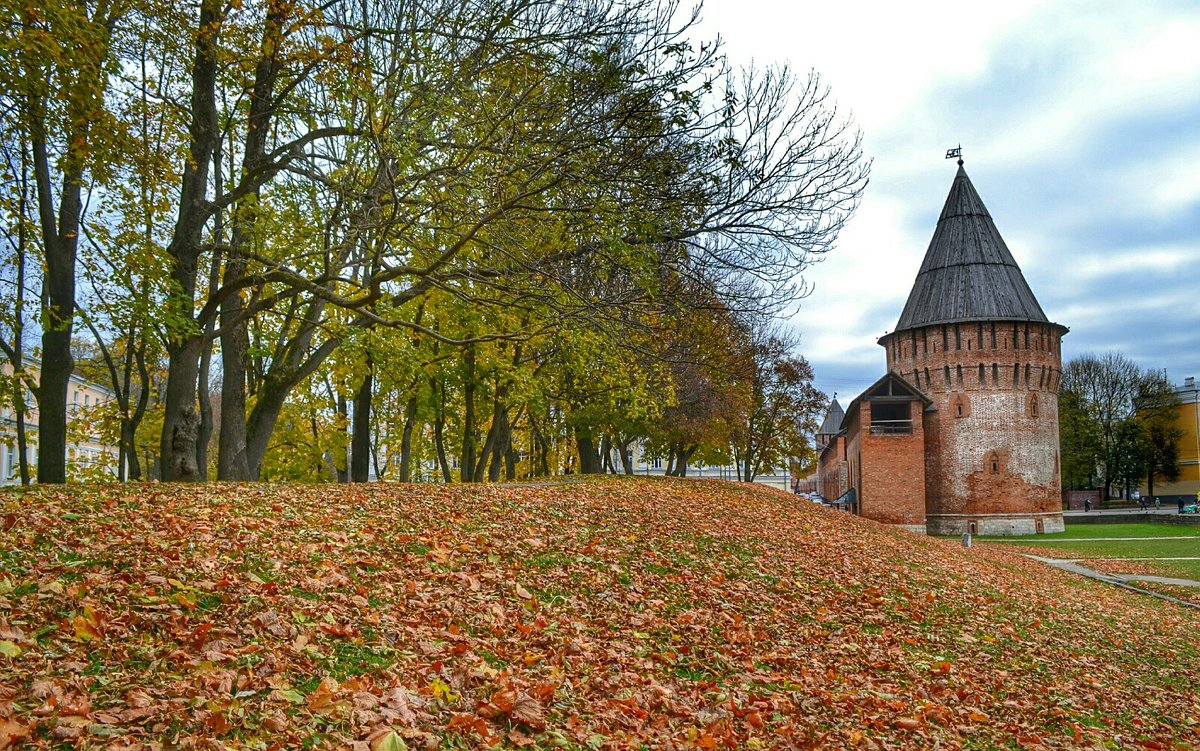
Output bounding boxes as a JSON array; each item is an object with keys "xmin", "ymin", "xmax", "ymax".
[{"xmin": 879, "ymin": 162, "xmax": 1068, "ymax": 535}]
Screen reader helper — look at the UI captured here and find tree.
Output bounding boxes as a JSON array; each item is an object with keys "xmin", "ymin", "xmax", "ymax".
[
  {"xmin": 730, "ymin": 329, "xmax": 825, "ymax": 483},
  {"xmin": 1138, "ymin": 420, "xmax": 1182, "ymax": 501},
  {"xmin": 1059, "ymin": 353, "xmax": 1179, "ymax": 500},
  {"xmin": 1058, "ymin": 388, "xmax": 1101, "ymax": 491},
  {"xmin": 0, "ymin": 0, "xmax": 127, "ymax": 482}
]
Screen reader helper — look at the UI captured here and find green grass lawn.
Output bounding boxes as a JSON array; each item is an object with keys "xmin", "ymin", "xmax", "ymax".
[{"xmin": 980, "ymin": 522, "xmax": 1200, "ymax": 581}]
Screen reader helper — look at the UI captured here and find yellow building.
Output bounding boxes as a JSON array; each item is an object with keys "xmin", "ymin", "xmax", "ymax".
[
  {"xmin": 1141, "ymin": 375, "xmax": 1199, "ymax": 501},
  {"xmin": 0, "ymin": 359, "xmax": 121, "ymax": 484}
]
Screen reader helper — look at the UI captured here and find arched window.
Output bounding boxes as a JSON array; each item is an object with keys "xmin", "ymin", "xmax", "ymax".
[
  {"xmin": 1029, "ymin": 393, "xmax": 1040, "ymax": 419},
  {"xmin": 953, "ymin": 393, "xmax": 970, "ymax": 418},
  {"xmin": 987, "ymin": 450, "xmax": 1001, "ymax": 474}
]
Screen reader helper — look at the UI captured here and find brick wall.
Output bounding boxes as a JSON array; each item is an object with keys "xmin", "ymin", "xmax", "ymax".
[
  {"xmin": 855, "ymin": 400, "xmax": 927, "ymax": 530},
  {"xmin": 881, "ymin": 320, "xmax": 1067, "ymax": 535},
  {"xmin": 817, "ymin": 435, "xmax": 848, "ymax": 501}
]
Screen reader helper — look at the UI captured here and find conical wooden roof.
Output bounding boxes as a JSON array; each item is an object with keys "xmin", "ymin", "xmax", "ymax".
[
  {"xmin": 818, "ymin": 398, "xmax": 844, "ymax": 436},
  {"xmin": 894, "ymin": 164, "xmax": 1052, "ymax": 332}
]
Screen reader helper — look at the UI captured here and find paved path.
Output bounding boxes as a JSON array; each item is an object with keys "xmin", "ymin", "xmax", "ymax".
[{"xmin": 1025, "ymin": 555, "xmax": 1200, "ymax": 610}]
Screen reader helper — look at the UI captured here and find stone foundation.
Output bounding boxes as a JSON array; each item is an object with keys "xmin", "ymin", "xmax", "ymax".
[{"xmin": 926, "ymin": 512, "xmax": 1064, "ymax": 536}]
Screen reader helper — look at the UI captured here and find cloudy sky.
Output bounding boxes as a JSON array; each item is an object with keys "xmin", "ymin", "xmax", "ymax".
[{"xmin": 697, "ymin": 0, "xmax": 1200, "ymax": 402}]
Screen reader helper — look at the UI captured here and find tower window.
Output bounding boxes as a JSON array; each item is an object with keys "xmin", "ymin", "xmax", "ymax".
[
  {"xmin": 942, "ymin": 326, "xmax": 949, "ymax": 351},
  {"xmin": 990, "ymin": 322, "xmax": 997, "ymax": 349},
  {"xmin": 956, "ymin": 364, "xmax": 963, "ymax": 386},
  {"xmin": 955, "ymin": 325, "xmax": 961, "ymax": 350},
  {"xmin": 944, "ymin": 366, "xmax": 951, "ymax": 388},
  {"xmin": 1013, "ymin": 363, "xmax": 1020, "ymax": 386},
  {"xmin": 1012, "ymin": 324, "xmax": 1019, "ymax": 349},
  {"xmin": 992, "ymin": 363, "xmax": 999, "ymax": 386},
  {"xmin": 978, "ymin": 363, "xmax": 985, "ymax": 384},
  {"xmin": 953, "ymin": 394, "xmax": 970, "ymax": 418},
  {"xmin": 1030, "ymin": 395, "xmax": 1040, "ymax": 418}
]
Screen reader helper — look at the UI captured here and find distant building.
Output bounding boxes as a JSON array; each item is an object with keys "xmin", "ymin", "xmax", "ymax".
[
  {"xmin": 817, "ymin": 162, "xmax": 1067, "ymax": 535},
  {"xmin": 0, "ymin": 360, "xmax": 121, "ymax": 483},
  {"xmin": 1138, "ymin": 375, "xmax": 1199, "ymax": 502}
]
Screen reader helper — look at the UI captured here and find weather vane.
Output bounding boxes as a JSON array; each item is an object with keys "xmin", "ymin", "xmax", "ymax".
[{"xmin": 945, "ymin": 144, "xmax": 963, "ymax": 165}]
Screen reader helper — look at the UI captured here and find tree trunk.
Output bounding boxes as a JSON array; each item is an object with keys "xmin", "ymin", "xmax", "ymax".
[
  {"xmin": 160, "ymin": 0, "xmax": 222, "ymax": 480},
  {"xmin": 244, "ymin": 337, "xmax": 339, "ymax": 479},
  {"xmin": 32, "ymin": 132, "xmax": 81, "ymax": 485},
  {"xmin": 161, "ymin": 339, "xmax": 203, "ymax": 481},
  {"xmin": 619, "ymin": 436, "xmax": 638, "ymax": 470},
  {"xmin": 487, "ymin": 404, "xmax": 508, "ymax": 482},
  {"xmin": 350, "ymin": 357, "xmax": 373, "ymax": 482},
  {"xmin": 335, "ymin": 391, "xmax": 349, "ymax": 483},
  {"xmin": 433, "ymin": 378, "xmax": 452, "ymax": 482},
  {"xmin": 475, "ymin": 384, "xmax": 508, "ymax": 482},
  {"xmin": 576, "ymin": 427, "xmax": 601, "ymax": 474},
  {"xmin": 460, "ymin": 346, "xmax": 476, "ymax": 482},
  {"xmin": 218, "ymin": 2, "xmax": 284, "ymax": 482},
  {"xmin": 12, "ymin": 194, "xmax": 30, "ymax": 485},
  {"xmin": 505, "ymin": 442, "xmax": 517, "ymax": 481},
  {"xmin": 15, "ymin": 406, "xmax": 29, "ymax": 486},
  {"xmin": 215, "ymin": 309, "xmax": 250, "ymax": 480},
  {"xmin": 532, "ymin": 422, "xmax": 550, "ymax": 478},
  {"xmin": 398, "ymin": 394, "xmax": 418, "ymax": 482},
  {"xmin": 126, "ymin": 346, "xmax": 151, "ymax": 481},
  {"xmin": 197, "ymin": 147, "xmax": 224, "ymax": 481}
]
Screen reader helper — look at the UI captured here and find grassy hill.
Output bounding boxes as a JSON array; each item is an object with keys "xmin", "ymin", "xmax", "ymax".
[{"xmin": 0, "ymin": 479, "xmax": 1197, "ymax": 750}]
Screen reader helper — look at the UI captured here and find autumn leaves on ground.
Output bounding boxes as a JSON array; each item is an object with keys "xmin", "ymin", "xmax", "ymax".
[{"xmin": 0, "ymin": 480, "xmax": 1197, "ymax": 750}]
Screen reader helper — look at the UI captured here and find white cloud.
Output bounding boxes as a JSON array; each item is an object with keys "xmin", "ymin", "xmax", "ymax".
[{"xmin": 699, "ymin": 0, "xmax": 1200, "ymax": 389}]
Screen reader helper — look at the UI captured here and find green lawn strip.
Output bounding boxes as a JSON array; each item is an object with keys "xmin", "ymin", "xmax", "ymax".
[
  {"xmin": 979, "ymin": 522, "xmax": 1200, "ymax": 583},
  {"xmin": 999, "ymin": 538, "xmax": 1199, "ymax": 559},
  {"xmin": 1012, "ymin": 522, "xmax": 1200, "ymax": 540},
  {"xmin": 982, "ymin": 536, "xmax": 1200, "ymax": 560}
]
